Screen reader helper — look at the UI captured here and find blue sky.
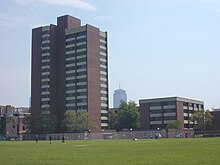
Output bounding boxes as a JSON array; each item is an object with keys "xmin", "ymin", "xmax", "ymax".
[{"xmin": 0, "ymin": 0, "xmax": 220, "ymax": 109}]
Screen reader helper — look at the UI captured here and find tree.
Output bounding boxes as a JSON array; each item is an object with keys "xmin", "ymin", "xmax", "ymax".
[
  {"xmin": 22, "ymin": 115, "xmax": 31, "ymax": 133},
  {"xmin": 41, "ymin": 114, "xmax": 57, "ymax": 133},
  {"xmin": 191, "ymin": 109, "xmax": 213, "ymax": 131},
  {"xmin": 166, "ymin": 120, "xmax": 180, "ymax": 130},
  {"xmin": 109, "ymin": 110, "xmax": 118, "ymax": 129},
  {"xmin": 111, "ymin": 101, "xmax": 140, "ymax": 131},
  {"xmin": 62, "ymin": 111, "xmax": 89, "ymax": 132},
  {"xmin": 0, "ymin": 114, "xmax": 14, "ymax": 135}
]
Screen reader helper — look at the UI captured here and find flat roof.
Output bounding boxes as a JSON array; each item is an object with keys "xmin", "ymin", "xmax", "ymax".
[{"xmin": 139, "ymin": 96, "xmax": 204, "ymax": 105}]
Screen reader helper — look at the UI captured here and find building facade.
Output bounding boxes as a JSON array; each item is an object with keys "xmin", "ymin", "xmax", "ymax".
[
  {"xmin": 31, "ymin": 15, "xmax": 109, "ymax": 133},
  {"xmin": 0, "ymin": 105, "xmax": 30, "ymax": 139},
  {"xmin": 139, "ymin": 97, "xmax": 204, "ymax": 132},
  {"xmin": 209, "ymin": 110, "xmax": 220, "ymax": 131},
  {"xmin": 113, "ymin": 88, "xmax": 127, "ymax": 108}
]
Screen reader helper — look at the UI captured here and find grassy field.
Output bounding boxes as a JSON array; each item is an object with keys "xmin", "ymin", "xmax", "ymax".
[{"xmin": 0, "ymin": 138, "xmax": 220, "ymax": 165}]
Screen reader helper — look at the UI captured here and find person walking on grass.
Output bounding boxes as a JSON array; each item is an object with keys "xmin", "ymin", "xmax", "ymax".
[
  {"xmin": 49, "ymin": 135, "xmax": 52, "ymax": 144},
  {"xmin": 62, "ymin": 134, "xmax": 65, "ymax": 143},
  {"xmin": 35, "ymin": 135, "xmax": 38, "ymax": 144}
]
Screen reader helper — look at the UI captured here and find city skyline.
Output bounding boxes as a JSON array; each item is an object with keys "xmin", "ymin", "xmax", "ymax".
[{"xmin": 0, "ymin": 0, "xmax": 220, "ymax": 109}]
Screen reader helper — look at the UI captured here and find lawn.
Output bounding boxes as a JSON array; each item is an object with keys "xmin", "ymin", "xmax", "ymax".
[{"xmin": 0, "ymin": 138, "xmax": 219, "ymax": 165}]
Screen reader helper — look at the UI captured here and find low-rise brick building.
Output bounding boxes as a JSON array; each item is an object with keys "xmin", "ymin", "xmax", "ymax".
[{"xmin": 0, "ymin": 105, "xmax": 30, "ymax": 139}]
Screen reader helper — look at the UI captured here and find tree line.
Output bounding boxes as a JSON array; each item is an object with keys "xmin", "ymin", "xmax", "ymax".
[{"xmin": 2, "ymin": 101, "xmax": 212, "ymax": 134}]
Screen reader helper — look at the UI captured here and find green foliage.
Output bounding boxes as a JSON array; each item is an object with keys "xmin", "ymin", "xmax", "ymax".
[
  {"xmin": 166, "ymin": 120, "xmax": 180, "ymax": 129},
  {"xmin": 62, "ymin": 111, "xmax": 88, "ymax": 132},
  {"xmin": 41, "ymin": 114, "xmax": 57, "ymax": 133},
  {"xmin": 110, "ymin": 101, "xmax": 140, "ymax": 130},
  {"xmin": 22, "ymin": 115, "xmax": 31, "ymax": 133},
  {"xmin": 0, "ymin": 138, "xmax": 220, "ymax": 164},
  {"xmin": 0, "ymin": 115, "xmax": 14, "ymax": 134},
  {"xmin": 191, "ymin": 109, "xmax": 213, "ymax": 131},
  {"xmin": 109, "ymin": 110, "xmax": 118, "ymax": 129}
]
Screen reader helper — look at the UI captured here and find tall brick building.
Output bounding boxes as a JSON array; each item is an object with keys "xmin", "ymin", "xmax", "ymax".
[{"xmin": 31, "ymin": 15, "xmax": 108, "ymax": 133}]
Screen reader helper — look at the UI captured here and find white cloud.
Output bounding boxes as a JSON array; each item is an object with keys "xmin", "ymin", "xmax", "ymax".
[{"xmin": 13, "ymin": 0, "xmax": 96, "ymax": 11}]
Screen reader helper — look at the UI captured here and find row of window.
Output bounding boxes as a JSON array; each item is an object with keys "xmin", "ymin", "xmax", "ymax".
[
  {"xmin": 42, "ymin": 55, "xmax": 50, "ymax": 60},
  {"xmin": 100, "ymin": 61, "xmax": 107, "ymax": 66},
  {"xmin": 66, "ymin": 105, "xmax": 87, "ymax": 111},
  {"xmin": 101, "ymin": 87, "xmax": 108, "ymax": 91},
  {"xmin": 42, "ymin": 94, "xmax": 50, "ymax": 98},
  {"xmin": 101, "ymin": 113, "xmax": 108, "ymax": 117},
  {"xmin": 66, "ymin": 38, "xmax": 87, "ymax": 45},
  {"xmin": 149, "ymin": 101, "xmax": 176, "ymax": 107},
  {"xmin": 42, "ymin": 88, "xmax": 49, "ymax": 92},
  {"xmin": 66, "ymin": 92, "xmax": 87, "ymax": 97},
  {"xmin": 42, "ymin": 75, "xmax": 50, "ymax": 79},
  {"xmin": 66, "ymin": 64, "xmax": 87, "ymax": 71},
  {"xmin": 100, "ymin": 55, "xmax": 107, "ymax": 60},
  {"xmin": 100, "ymin": 48, "xmax": 107, "ymax": 54},
  {"xmin": 66, "ymin": 78, "xmax": 87, "ymax": 84},
  {"xmin": 41, "ymin": 61, "xmax": 50, "ymax": 66},
  {"xmin": 100, "ymin": 36, "xmax": 107, "ymax": 41},
  {"xmin": 66, "ymin": 58, "xmax": 86, "ymax": 64},
  {"xmin": 42, "ymin": 36, "xmax": 50, "ymax": 41},
  {"xmin": 150, "ymin": 116, "xmax": 176, "ymax": 121},
  {"xmin": 42, "ymin": 30, "xmax": 50, "ymax": 35},
  {"xmin": 42, "ymin": 68, "xmax": 50, "ymax": 73},
  {"xmin": 66, "ymin": 52, "xmax": 87, "ymax": 58},
  {"xmin": 150, "ymin": 109, "xmax": 176, "ymax": 114},
  {"xmin": 66, "ymin": 85, "xmax": 87, "ymax": 91},
  {"xmin": 42, "ymin": 43, "xmax": 50, "ymax": 47},
  {"xmin": 66, "ymin": 31, "xmax": 86, "ymax": 39},
  {"xmin": 100, "ymin": 80, "xmax": 108, "ymax": 85},
  {"xmin": 66, "ymin": 45, "xmax": 86, "ymax": 52},
  {"xmin": 42, "ymin": 81, "xmax": 50, "ymax": 85},
  {"xmin": 100, "ymin": 68, "xmax": 107, "ymax": 72},
  {"xmin": 66, "ymin": 71, "xmax": 87, "ymax": 78},
  {"xmin": 100, "ymin": 42, "xmax": 107, "ymax": 47},
  {"xmin": 41, "ymin": 101, "xmax": 50, "ymax": 105}
]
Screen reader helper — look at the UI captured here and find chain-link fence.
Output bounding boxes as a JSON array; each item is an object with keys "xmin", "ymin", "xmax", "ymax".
[
  {"xmin": 20, "ymin": 130, "xmax": 166, "ymax": 141},
  {"xmin": 2, "ymin": 130, "xmax": 220, "ymax": 140}
]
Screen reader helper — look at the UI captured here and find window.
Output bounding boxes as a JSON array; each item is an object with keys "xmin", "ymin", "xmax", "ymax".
[
  {"xmin": 66, "ymin": 66, "xmax": 76, "ymax": 71},
  {"xmin": 66, "ymin": 106, "xmax": 76, "ymax": 110},
  {"xmin": 66, "ymin": 80, "xmax": 76, "ymax": 84},
  {"xmin": 66, "ymin": 47, "xmax": 75, "ymax": 52},
  {"xmin": 66, "ymin": 40, "xmax": 75, "ymax": 45},
  {"xmin": 66, "ymin": 86, "xmax": 76, "ymax": 90},
  {"xmin": 100, "ymin": 36, "xmax": 107, "ymax": 41},
  {"xmin": 41, "ymin": 56, "xmax": 50, "ymax": 60},
  {"xmin": 76, "ymin": 38, "xmax": 86, "ymax": 43},
  {"xmin": 76, "ymin": 45, "xmax": 86, "ymax": 50},
  {"xmin": 66, "ymin": 93, "xmax": 76, "ymax": 97},
  {"xmin": 41, "ymin": 81, "xmax": 50, "ymax": 85},
  {"xmin": 66, "ymin": 100, "xmax": 76, "ymax": 104},
  {"xmin": 41, "ymin": 101, "xmax": 50, "ymax": 104},
  {"xmin": 100, "ymin": 49, "xmax": 107, "ymax": 53},
  {"xmin": 66, "ymin": 73, "xmax": 76, "ymax": 77},
  {"xmin": 42, "ymin": 94, "xmax": 49, "ymax": 98},
  {"xmin": 77, "ymin": 78, "xmax": 87, "ymax": 83},
  {"xmin": 66, "ymin": 53, "xmax": 75, "ymax": 58},
  {"xmin": 42, "ymin": 75, "xmax": 50, "ymax": 79},
  {"xmin": 76, "ymin": 31, "xmax": 86, "ymax": 37}
]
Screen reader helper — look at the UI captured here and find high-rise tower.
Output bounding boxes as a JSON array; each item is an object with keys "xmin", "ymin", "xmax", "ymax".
[
  {"xmin": 113, "ymin": 87, "xmax": 127, "ymax": 108},
  {"xmin": 31, "ymin": 15, "xmax": 108, "ymax": 133}
]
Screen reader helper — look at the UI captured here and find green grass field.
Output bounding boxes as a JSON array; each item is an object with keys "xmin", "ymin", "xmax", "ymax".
[{"xmin": 0, "ymin": 138, "xmax": 220, "ymax": 165}]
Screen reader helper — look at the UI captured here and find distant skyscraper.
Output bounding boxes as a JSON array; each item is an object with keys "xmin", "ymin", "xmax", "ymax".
[
  {"xmin": 31, "ymin": 15, "xmax": 108, "ymax": 133},
  {"xmin": 113, "ymin": 87, "xmax": 127, "ymax": 108}
]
